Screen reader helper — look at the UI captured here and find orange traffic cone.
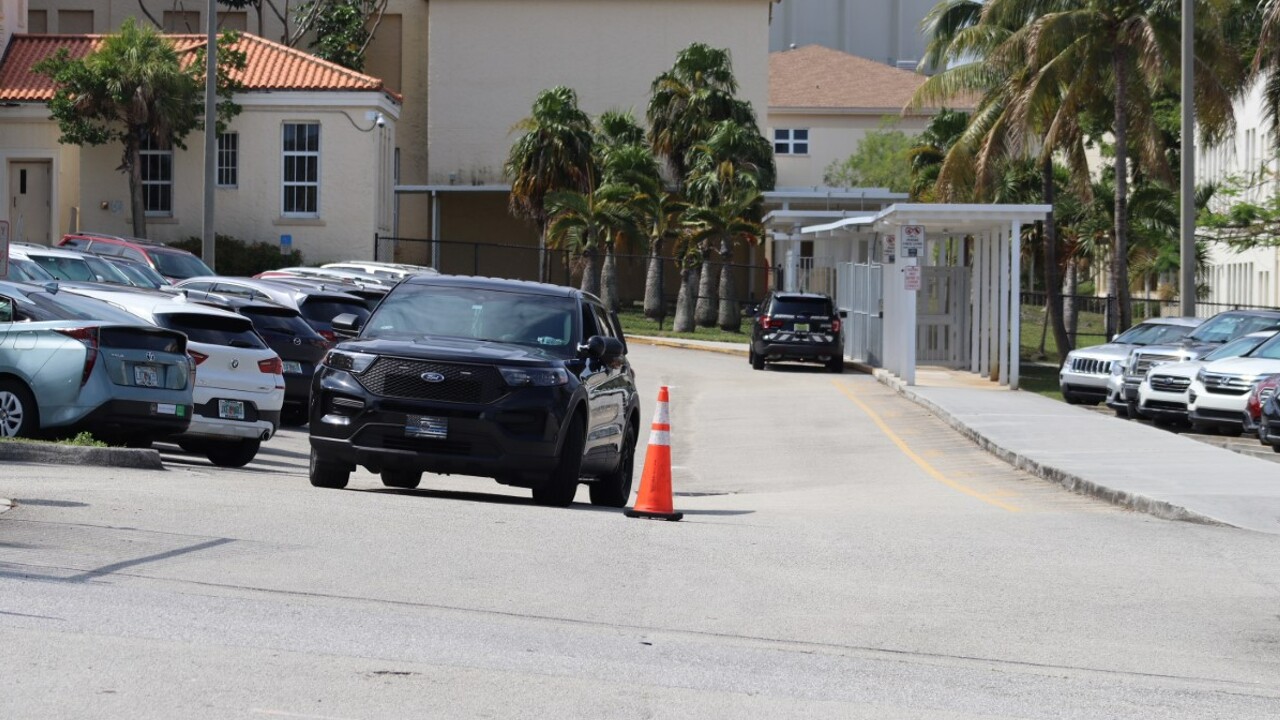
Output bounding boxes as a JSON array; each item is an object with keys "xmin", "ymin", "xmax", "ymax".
[{"xmin": 626, "ymin": 386, "xmax": 683, "ymax": 521}]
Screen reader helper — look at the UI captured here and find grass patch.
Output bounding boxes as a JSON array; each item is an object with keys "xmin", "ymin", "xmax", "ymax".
[
  {"xmin": 1020, "ymin": 305, "xmax": 1107, "ymax": 361},
  {"xmin": 0, "ymin": 431, "xmax": 107, "ymax": 448},
  {"xmin": 618, "ymin": 308, "xmax": 749, "ymax": 344},
  {"xmin": 1017, "ymin": 362, "xmax": 1063, "ymax": 401}
]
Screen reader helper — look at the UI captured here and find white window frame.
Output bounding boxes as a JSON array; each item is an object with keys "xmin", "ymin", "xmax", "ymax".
[
  {"xmin": 774, "ymin": 128, "xmax": 809, "ymax": 156},
  {"xmin": 140, "ymin": 135, "xmax": 173, "ymax": 217},
  {"xmin": 281, "ymin": 122, "xmax": 321, "ymax": 218},
  {"xmin": 217, "ymin": 132, "xmax": 239, "ymax": 188}
]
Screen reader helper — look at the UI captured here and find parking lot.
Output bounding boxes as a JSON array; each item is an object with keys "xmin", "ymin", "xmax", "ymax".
[{"xmin": 4, "ymin": 343, "xmax": 1279, "ymax": 719}]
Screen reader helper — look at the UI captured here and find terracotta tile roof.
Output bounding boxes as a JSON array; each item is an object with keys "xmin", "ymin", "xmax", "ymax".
[
  {"xmin": 0, "ymin": 32, "xmax": 400, "ymax": 103},
  {"xmin": 770, "ymin": 44, "xmax": 970, "ymax": 113}
]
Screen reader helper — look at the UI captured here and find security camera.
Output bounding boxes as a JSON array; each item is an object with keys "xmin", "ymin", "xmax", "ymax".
[{"xmin": 375, "ymin": 114, "xmax": 386, "ymax": 128}]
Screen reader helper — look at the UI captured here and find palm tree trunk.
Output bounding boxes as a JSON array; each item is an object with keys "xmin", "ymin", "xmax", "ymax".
[
  {"xmin": 674, "ymin": 265, "xmax": 697, "ymax": 333},
  {"xmin": 1065, "ymin": 261, "xmax": 1080, "ymax": 340},
  {"xmin": 695, "ymin": 244, "xmax": 718, "ymax": 327},
  {"xmin": 1042, "ymin": 157, "xmax": 1071, "ymax": 361},
  {"xmin": 643, "ymin": 238, "xmax": 665, "ymax": 322},
  {"xmin": 580, "ymin": 246, "xmax": 600, "ymax": 298},
  {"xmin": 717, "ymin": 239, "xmax": 740, "ymax": 331},
  {"xmin": 126, "ymin": 134, "xmax": 147, "ymax": 239},
  {"xmin": 600, "ymin": 244, "xmax": 619, "ymax": 312},
  {"xmin": 1112, "ymin": 45, "xmax": 1133, "ymax": 334}
]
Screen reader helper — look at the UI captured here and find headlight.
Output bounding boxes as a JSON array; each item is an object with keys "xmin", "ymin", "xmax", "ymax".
[
  {"xmin": 1110, "ymin": 360, "xmax": 1124, "ymax": 375},
  {"xmin": 499, "ymin": 366, "xmax": 568, "ymax": 387},
  {"xmin": 324, "ymin": 350, "xmax": 377, "ymax": 373},
  {"xmin": 1195, "ymin": 368, "xmax": 1207, "ymax": 384}
]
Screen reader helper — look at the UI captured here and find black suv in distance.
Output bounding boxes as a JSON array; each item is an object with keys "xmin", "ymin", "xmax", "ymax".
[
  {"xmin": 750, "ymin": 292, "xmax": 846, "ymax": 372},
  {"xmin": 307, "ymin": 276, "xmax": 640, "ymax": 507}
]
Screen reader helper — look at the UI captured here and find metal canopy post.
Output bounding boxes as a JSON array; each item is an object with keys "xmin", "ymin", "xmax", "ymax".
[
  {"xmin": 1009, "ymin": 219, "xmax": 1022, "ymax": 389},
  {"xmin": 998, "ymin": 225, "xmax": 1011, "ymax": 386}
]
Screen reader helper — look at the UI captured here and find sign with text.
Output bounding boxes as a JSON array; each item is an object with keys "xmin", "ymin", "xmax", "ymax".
[
  {"xmin": 881, "ymin": 234, "xmax": 896, "ymax": 264},
  {"xmin": 903, "ymin": 264, "xmax": 921, "ymax": 292},
  {"xmin": 0, "ymin": 220, "xmax": 9, "ymax": 280},
  {"xmin": 280, "ymin": 234, "xmax": 293, "ymax": 256},
  {"xmin": 900, "ymin": 224, "xmax": 925, "ymax": 258}
]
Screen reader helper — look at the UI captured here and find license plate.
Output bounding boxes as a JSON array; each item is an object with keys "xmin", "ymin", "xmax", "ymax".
[
  {"xmin": 794, "ymin": 323, "xmax": 810, "ymax": 332},
  {"xmin": 282, "ymin": 360, "xmax": 303, "ymax": 375},
  {"xmin": 405, "ymin": 414, "xmax": 448, "ymax": 439},
  {"xmin": 134, "ymin": 365, "xmax": 160, "ymax": 387},
  {"xmin": 218, "ymin": 399, "xmax": 246, "ymax": 420}
]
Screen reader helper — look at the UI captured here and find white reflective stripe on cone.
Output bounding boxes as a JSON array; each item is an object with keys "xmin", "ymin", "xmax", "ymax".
[
  {"xmin": 648, "ymin": 430, "xmax": 671, "ymax": 447},
  {"xmin": 653, "ymin": 401, "xmax": 670, "ymax": 425}
]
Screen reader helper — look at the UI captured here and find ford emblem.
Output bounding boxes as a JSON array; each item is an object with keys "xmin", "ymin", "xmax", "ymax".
[{"xmin": 421, "ymin": 372, "xmax": 446, "ymax": 383}]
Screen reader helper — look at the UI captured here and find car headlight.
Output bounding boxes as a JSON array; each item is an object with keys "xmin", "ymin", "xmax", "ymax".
[
  {"xmin": 324, "ymin": 350, "xmax": 377, "ymax": 373},
  {"xmin": 498, "ymin": 366, "xmax": 569, "ymax": 387},
  {"xmin": 1195, "ymin": 368, "xmax": 1207, "ymax": 384},
  {"xmin": 1110, "ymin": 360, "xmax": 1124, "ymax": 375}
]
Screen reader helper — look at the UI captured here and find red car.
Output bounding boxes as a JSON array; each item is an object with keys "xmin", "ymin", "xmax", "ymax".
[{"xmin": 59, "ymin": 232, "xmax": 215, "ymax": 281}]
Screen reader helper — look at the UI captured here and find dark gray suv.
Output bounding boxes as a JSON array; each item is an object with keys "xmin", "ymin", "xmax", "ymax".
[{"xmin": 307, "ymin": 276, "xmax": 640, "ymax": 507}]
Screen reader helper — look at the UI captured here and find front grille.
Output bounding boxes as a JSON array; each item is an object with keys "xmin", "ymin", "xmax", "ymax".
[
  {"xmin": 1070, "ymin": 357, "xmax": 1110, "ymax": 375},
  {"xmin": 354, "ymin": 426, "xmax": 498, "ymax": 458},
  {"xmin": 1195, "ymin": 408, "xmax": 1243, "ymax": 422},
  {"xmin": 1149, "ymin": 375, "xmax": 1191, "ymax": 393},
  {"xmin": 1145, "ymin": 400, "xmax": 1186, "ymax": 411},
  {"xmin": 1132, "ymin": 353, "xmax": 1180, "ymax": 376},
  {"xmin": 1200, "ymin": 372, "xmax": 1251, "ymax": 396},
  {"xmin": 356, "ymin": 357, "xmax": 506, "ymax": 404}
]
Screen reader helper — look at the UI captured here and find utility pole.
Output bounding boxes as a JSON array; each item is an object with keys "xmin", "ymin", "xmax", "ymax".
[
  {"xmin": 1179, "ymin": 0, "xmax": 1195, "ymax": 316},
  {"xmin": 202, "ymin": 0, "xmax": 217, "ymax": 271}
]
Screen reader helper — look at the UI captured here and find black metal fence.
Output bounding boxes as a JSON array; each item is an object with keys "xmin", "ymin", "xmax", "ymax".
[{"xmin": 374, "ymin": 234, "xmax": 772, "ymax": 314}]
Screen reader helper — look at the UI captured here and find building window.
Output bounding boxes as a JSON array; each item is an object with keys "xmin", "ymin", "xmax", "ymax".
[
  {"xmin": 28, "ymin": 10, "xmax": 48, "ymax": 33},
  {"xmin": 57, "ymin": 9, "xmax": 93, "ymax": 33},
  {"xmin": 162, "ymin": 11, "xmax": 201, "ymax": 32},
  {"xmin": 774, "ymin": 128, "xmax": 809, "ymax": 155},
  {"xmin": 140, "ymin": 136, "xmax": 173, "ymax": 217},
  {"xmin": 282, "ymin": 122, "xmax": 320, "ymax": 216},
  {"xmin": 217, "ymin": 133, "xmax": 239, "ymax": 187}
]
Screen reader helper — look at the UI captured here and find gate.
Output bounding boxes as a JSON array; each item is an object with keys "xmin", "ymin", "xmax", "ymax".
[
  {"xmin": 837, "ymin": 261, "xmax": 883, "ymax": 365},
  {"xmin": 917, "ymin": 267, "xmax": 970, "ymax": 368}
]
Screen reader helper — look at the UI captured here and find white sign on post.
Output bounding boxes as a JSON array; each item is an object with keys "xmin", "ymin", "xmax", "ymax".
[
  {"xmin": 903, "ymin": 264, "xmax": 921, "ymax": 292},
  {"xmin": 900, "ymin": 224, "xmax": 925, "ymax": 258},
  {"xmin": 0, "ymin": 220, "xmax": 9, "ymax": 280},
  {"xmin": 881, "ymin": 234, "xmax": 896, "ymax": 264}
]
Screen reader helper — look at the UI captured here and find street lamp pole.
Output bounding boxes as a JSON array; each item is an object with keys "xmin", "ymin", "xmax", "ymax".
[
  {"xmin": 202, "ymin": 0, "xmax": 217, "ymax": 272},
  {"xmin": 1179, "ymin": 0, "xmax": 1195, "ymax": 316}
]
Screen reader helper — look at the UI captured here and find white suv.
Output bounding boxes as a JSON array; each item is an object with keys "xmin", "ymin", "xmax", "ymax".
[
  {"xmin": 66, "ymin": 287, "xmax": 285, "ymax": 466},
  {"xmin": 1188, "ymin": 332, "xmax": 1280, "ymax": 435},
  {"xmin": 1136, "ymin": 331, "xmax": 1277, "ymax": 424}
]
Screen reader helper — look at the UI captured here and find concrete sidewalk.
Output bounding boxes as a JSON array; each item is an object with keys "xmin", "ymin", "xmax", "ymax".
[{"xmin": 630, "ymin": 335, "xmax": 1280, "ymax": 535}]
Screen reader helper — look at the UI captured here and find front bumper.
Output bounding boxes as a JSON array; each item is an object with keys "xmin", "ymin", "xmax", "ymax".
[
  {"xmin": 1188, "ymin": 386, "xmax": 1249, "ymax": 428},
  {"xmin": 1137, "ymin": 384, "xmax": 1189, "ymax": 420}
]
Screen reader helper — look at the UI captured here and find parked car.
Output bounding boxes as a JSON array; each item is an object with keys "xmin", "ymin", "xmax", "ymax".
[
  {"xmin": 182, "ymin": 290, "xmax": 329, "ymax": 425},
  {"xmin": 9, "ymin": 243, "xmax": 133, "ymax": 286},
  {"xmin": 1058, "ymin": 317, "xmax": 1202, "ymax": 405},
  {"xmin": 1114, "ymin": 310, "xmax": 1280, "ymax": 417},
  {"xmin": 256, "ymin": 275, "xmax": 390, "ymax": 306},
  {"xmin": 255, "ymin": 266, "xmax": 398, "ymax": 289},
  {"xmin": 174, "ymin": 277, "xmax": 371, "ymax": 343},
  {"xmin": 1254, "ymin": 377, "xmax": 1280, "ymax": 451},
  {"xmin": 749, "ymin": 292, "xmax": 845, "ymax": 372},
  {"xmin": 308, "ymin": 275, "xmax": 640, "ymax": 508},
  {"xmin": 3, "ymin": 256, "xmax": 56, "ymax": 283},
  {"xmin": 59, "ymin": 232, "xmax": 215, "ymax": 281},
  {"xmin": 1135, "ymin": 331, "xmax": 1278, "ymax": 424},
  {"xmin": 0, "ymin": 280, "xmax": 193, "ymax": 443},
  {"xmin": 65, "ymin": 287, "xmax": 285, "ymax": 466},
  {"xmin": 101, "ymin": 256, "xmax": 172, "ymax": 290},
  {"xmin": 1245, "ymin": 374, "xmax": 1280, "ymax": 442},
  {"xmin": 321, "ymin": 261, "xmax": 438, "ymax": 281},
  {"xmin": 1187, "ymin": 330, "xmax": 1280, "ymax": 434}
]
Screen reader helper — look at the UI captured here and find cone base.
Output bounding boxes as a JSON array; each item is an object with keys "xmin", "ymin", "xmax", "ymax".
[{"xmin": 625, "ymin": 509, "xmax": 684, "ymax": 521}]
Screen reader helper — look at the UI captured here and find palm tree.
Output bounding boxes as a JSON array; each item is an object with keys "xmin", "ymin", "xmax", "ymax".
[
  {"xmin": 505, "ymin": 87, "xmax": 595, "ymax": 283},
  {"xmin": 685, "ymin": 188, "xmax": 764, "ymax": 332},
  {"xmin": 545, "ymin": 185, "xmax": 638, "ymax": 300},
  {"xmin": 671, "ymin": 237, "xmax": 702, "ymax": 333},
  {"xmin": 628, "ymin": 175, "xmax": 689, "ymax": 323},
  {"xmin": 595, "ymin": 119, "xmax": 663, "ymax": 312}
]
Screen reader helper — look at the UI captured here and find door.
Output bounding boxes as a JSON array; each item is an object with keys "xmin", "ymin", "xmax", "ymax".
[{"xmin": 8, "ymin": 162, "xmax": 52, "ymax": 245}]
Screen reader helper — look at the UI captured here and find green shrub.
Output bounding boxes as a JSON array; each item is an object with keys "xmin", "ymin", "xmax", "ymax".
[{"xmin": 173, "ymin": 234, "xmax": 305, "ymax": 276}]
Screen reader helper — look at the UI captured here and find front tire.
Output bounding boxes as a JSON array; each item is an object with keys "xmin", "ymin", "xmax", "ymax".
[
  {"xmin": 533, "ymin": 416, "xmax": 584, "ymax": 507},
  {"xmin": 0, "ymin": 379, "xmax": 39, "ymax": 438},
  {"xmin": 381, "ymin": 469, "xmax": 422, "ymax": 489},
  {"xmin": 205, "ymin": 439, "xmax": 261, "ymax": 468},
  {"xmin": 309, "ymin": 448, "xmax": 350, "ymax": 488},
  {"xmin": 590, "ymin": 422, "xmax": 638, "ymax": 508}
]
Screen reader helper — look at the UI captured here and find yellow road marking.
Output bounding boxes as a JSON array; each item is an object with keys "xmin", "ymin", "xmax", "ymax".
[{"xmin": 833, "ymin": 381, "xmax": 1022, "ymax": 513}]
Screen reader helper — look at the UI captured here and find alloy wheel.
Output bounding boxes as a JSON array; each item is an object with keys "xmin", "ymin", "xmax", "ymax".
[{"xmin": 0, "ymin": 391, "xmax": 25, "ymax": 437}]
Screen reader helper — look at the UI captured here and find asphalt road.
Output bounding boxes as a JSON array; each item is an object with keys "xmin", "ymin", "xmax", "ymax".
[{"xmin": 2, "ymin": 344, "xmax": 1278, "ymax": 719}]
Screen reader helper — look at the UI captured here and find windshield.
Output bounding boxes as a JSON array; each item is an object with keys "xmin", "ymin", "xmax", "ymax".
[
  {"xmin": 1187, "ymin": 313, "xmax": 1280, "ymax": 343},
  {"xmin": 6, "ymin": 257, "xmax": 56, "ymax": 282},
  {"xmin": 364, "ymin": 284, "xmax": 579, "ymax": 357},
  {"xmin": 1203, "ymin": 334, "xmax": 1274, "ymax": 361},
  {"xmin": 81, "ymin": 254, "xmax": 133, "ymax": 285},
  {"xmin": 1248, "ymin": 333, "xmax": 1280, "ymax": 360},
  {"xmin": 300, "ymin": 298, "xmax": 371, "ymax": 326},
  {"xmin": 110, "ymin": 260, "xmax": 168, "ymax": 289},
  {"xmin": 152, "ymin": 251, "xmax": 215, "ymax": 279},
  {"xmin": 242, "ymin": 307, "xmax": 324, "ymax": 341},
  {"xmin": 28, "ymin": 254, "xmax": 96, "ymax": 281},
  {"xmin": 1113, "ymin": 322, "xmax": 1196, "ymax": 346}
]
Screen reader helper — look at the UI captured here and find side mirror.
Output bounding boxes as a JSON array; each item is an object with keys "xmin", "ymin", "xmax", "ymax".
[
  {"xmin": 747, "ymin": 305, "xmax": 759, "ymax": 316},
  {"xmin": 584, "ymin": 335, "xmax": 624, "ymax": 361},
  {"xmin": 0, "ymin": 298, "xmax": 12, "ymax": 323},
  {"xmin": 838, "ymin": 309, "xmax": 849, "ymax": 319},
  {"xmin": 1111, "ymin": 334, "xmax": 1119, "ymax": 342},
  {"xmin": 332, "ymin": 313, "xmax": 363, "ymax": 338}
]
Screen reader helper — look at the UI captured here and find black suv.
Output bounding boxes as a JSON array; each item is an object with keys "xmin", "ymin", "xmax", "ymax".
[
  {"xmin": 749, "ymin": 292, "xmax": 846, "ymax": 372},
  {"xmin": 307, "ymin": 276, "xmax": 640, "ymax": 507}
]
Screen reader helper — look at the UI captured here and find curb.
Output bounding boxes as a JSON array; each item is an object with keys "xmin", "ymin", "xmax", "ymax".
[
  {"xmin": 0, "ymin": 441, "xmax": 164, "ymax": 471},
  {"xmin": 627, "ymin": 335, "xmax": 749, "ymax": 357},
  {"xmin": 870, "ymin": 369, "xmax": 1231, "ymax": 528}
]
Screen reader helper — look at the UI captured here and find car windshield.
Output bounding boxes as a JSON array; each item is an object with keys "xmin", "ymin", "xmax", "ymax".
[
  {"xmin": 299, "ymin": 298, "xmax": 371, "ymax": 326},
  {"xmin": 770, "ymin": 296, "xmax": 833, "ymax": 316},
  {"xmin": 6, "ymin": 257, "xmax": 56, "ymax": 282},
  {"xmin": 110, "ymin": 261, "xmax": 168, "ymax": 289},
  {"xmin": 28, "ymin": 254, "xmax": 96, "ymax": 281},
  {"xmin": 1247, "ymin": 333, "xmax": 1280, "ymax": 360},
  {"xmin": 364, "ymin": 284, "xmax": 579, "ymax": 357},
  {"xmin": 80, "ymin": 254, "xmax": 133, "ymax": 285},
  {"xmin": 1113, "ymin": 322, "xmax": 1196, "ymax": 345},
  {"xmin": 1186, "ymin": 313, "xmax": 1280, "ymax": 343},
  {"xmin": 152, "ymin": 251, "xmax": 215, "ymax": 279},
  {"xmin": 242, "ymin": 307, "xmax": 323, "ymax": 340},
  {"xmin": 156, "ymin": 312, "xmax": 266, "ymax": 348},
  {"xmin": 1203, "ymin": 334, "xmax": 1274, "ymax": 361}
]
